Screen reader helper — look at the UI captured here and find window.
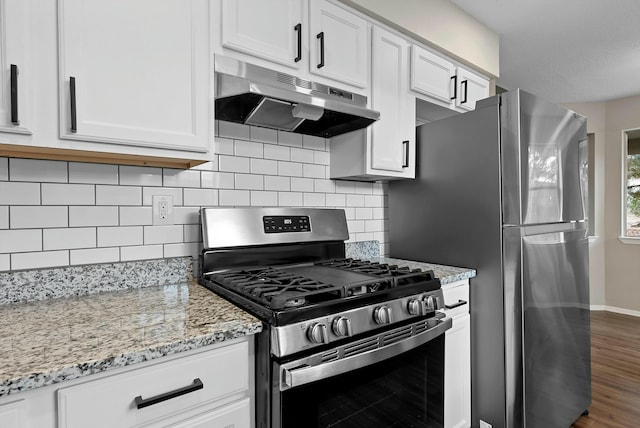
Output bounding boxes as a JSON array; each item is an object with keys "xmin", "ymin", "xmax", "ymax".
[{"xmin": 623, "ymin": 129, "xmax": 640, "ymax": 238}]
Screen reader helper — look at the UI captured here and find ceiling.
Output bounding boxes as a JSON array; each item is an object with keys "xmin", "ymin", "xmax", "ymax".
[{"xmin": 451, "ymin": 0, "xmax": 640, "ymax": 104}]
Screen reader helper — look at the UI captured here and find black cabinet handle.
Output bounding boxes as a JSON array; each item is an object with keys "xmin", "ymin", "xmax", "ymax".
[
  {"xmin": 445, "ymin": 299, "xmax": 468, "ymax": 309},
  {"xmin": 317, "ymin": 32, "xmax": 325, "ymax": 68},
  {"xmin": 461, "ymin": 80, "xmax": 468, "ymax": 104},
  {"xmin": 402, "ymin": 140, "xmax": 409, "ymax": 168},
  {"xmin": 134, "ymin": 378, "xmax": 203, "ymax": 409},
  {"xmin": 10, "ymin": 64, "xmax": 19, "ymax": 125},
  {"xmin": 450, "ymin": 75, "xmax": 457, "ymax": 100},
  {"xmin": 70, "ymin": 76, "xmax": 77, "ymax": 133},
  {"xmin": 294, "ymin": 23, "xmax": 302, "ymax": 62}
]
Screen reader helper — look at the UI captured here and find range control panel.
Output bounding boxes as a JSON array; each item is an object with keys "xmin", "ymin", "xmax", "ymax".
[{"xmin": 263, "ymin": 215, "xmax": 311, "ymax": 233}]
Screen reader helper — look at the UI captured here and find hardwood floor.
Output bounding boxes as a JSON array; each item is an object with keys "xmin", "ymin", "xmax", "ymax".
[{"xmin": 572, "ymin": 311, "xmax": 640, "ymax": 427}]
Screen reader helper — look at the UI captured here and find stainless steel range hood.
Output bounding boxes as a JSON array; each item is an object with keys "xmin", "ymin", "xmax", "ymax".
[{"xmin": 214, "ymin": 55, "xmax": 379, "ymax": 138}]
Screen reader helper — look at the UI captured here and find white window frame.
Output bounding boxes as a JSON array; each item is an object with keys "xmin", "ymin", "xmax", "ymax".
[{"xmin": 620, "ymin": 128, "xmax": 640, "ymax": 244}]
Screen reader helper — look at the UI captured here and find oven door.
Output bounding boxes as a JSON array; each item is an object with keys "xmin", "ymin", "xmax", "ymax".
[{"xmin": 272, "ymin": 316, "xmax": 451, "ymax": 428}]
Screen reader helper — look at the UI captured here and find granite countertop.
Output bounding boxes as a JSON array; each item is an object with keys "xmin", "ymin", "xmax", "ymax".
[
  {"xmin": 362, "ymin": 256, "xmax": 476, "ymax": 285},
  {"xmin": 0, "ymin": 281, "xmax": 262, "ymax": 397}
]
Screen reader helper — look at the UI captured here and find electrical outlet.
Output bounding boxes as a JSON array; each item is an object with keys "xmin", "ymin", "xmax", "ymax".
[
  {"xmin": 480, "ymin": 421, "xmax": 493, "ymax": 428},
  {"xmin": 152, "ymin": 195, "xmax": 174, "ymax": 225}
]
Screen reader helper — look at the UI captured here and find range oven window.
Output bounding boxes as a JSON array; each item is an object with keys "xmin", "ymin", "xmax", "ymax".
[{"xmin": 278, "ymin": 334, "xmax": 445, "ymax": 428}]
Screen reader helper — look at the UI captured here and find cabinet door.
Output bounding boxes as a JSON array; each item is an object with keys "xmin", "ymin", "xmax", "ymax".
[
  {"xmin": 166, "ymin": 398, "xmax": 250, "ymax": 428},
  {"xmin": 0, "ymin": 0, "xmax": 31, "ymax": 134},
  {"xmin": 58, "ymin": 0, "xmax": 210, "ymax": 152},
  {"xmin": 445, "ymin": 313, "xmax": 471, "ymax": 428},
  {"xmin": 308, "ymin": 0, "xmax": 368, "ymax": 89},
  {"xmin": 221, "ymin": 0, "xmax": 303, "ymax": 69},
  {"xmin": 0, "ymin": 399, "xmax": 26, "ymax": 428},
  {"xmin": 410, "ymin": 44, "xmax": 455, "ymax": 106},
  {"xmin": 455, "ymin": 66, "xmax": 490, "ymax": 111},
  {"xmin": 370, "ymin": 26, "xmax": 415, "ymax": 177}
]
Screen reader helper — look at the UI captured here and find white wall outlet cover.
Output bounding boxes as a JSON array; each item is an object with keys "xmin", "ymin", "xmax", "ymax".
[{"xmin": 152, "ymin": 195, "xmax": 174, "ymax": 225}]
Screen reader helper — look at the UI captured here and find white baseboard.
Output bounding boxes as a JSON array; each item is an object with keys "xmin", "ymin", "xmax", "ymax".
[{"xmin": 591, "ymin": 305, "xmax": 640, "ymax": 318}]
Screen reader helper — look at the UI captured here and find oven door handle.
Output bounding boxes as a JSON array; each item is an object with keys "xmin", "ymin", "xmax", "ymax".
[{"xmin": 279, "ymin": 317, "xmax": 452, "ymax": 391}]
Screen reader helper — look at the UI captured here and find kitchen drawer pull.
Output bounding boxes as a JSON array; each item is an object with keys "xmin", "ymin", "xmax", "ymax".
[
  {"xmin": 317, "ymin": 32, "xmax": 325, "ymax": 68},
  {"xmin": 402, "ymin": 140, "xmax": 410, "ymax": 168},
  {"xmin": 294, "ymin": 23, "xmax": 302, "ymax": 62},
  {"xmin": 134, "ymin": 378, "xmax": 203, "ymax": 409},
  {"xmin": 450, "ymin": 75, "xmax": 457, "ymax": 100},
  {"xmin": 10, "ymin": 64, "xmax": 19, "ymax": 125},
  {"xmin": 461, "ymin": 80, "xmax": 468, "ymax": 104},
  {"xmin": 445, "ymin": 299, "xmax": 468, "ymax": 309},
  {"xmin": 70, "ymin": 76, "xmax": 77, "ymax": 133}
]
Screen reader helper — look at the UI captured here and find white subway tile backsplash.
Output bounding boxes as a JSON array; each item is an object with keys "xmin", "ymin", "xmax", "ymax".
[
  {"xmin": 164, "ymin": 242, "xmax": 200, "ymax": 258},
  {"xmin": 251, "ymin": 191, "xmax": 278, "ymax": 206},
  {"xmin": 218, "ymin": 121, "xmax": 251, "ymax": 140},
  {"xmin": 303, "ymin": 192, "xmax": 325, "ymax": 207},
  {"xmin": 0, "ymin": 206, "xmax": 7, "ymax": 229},
  {"xmin": 119, "ymin": 166, "xmax": 163, "ymax": 186},
  {"xmin": 43, "ymin": 228, "xmax": 96, "ymax": 251},
  {"xmin": 96, "ymin": 185, "xmax": 142, "ymax": 206},
  {"xmin": 325, "ymin": 193, "xmax": 346, "ymax": 207},
  {"xmin": 365, "ymin": 195, "xmax": 384, "ymax": 207},
  {"xmin": 142, "ymin": 187, "xmax": 183, "ymax": 206},
  {"xmin": 278, "ymin": 131, "xmax": 303, "ymax": 147},
  {"xmin": 250, "ymin": 126, "xmax": 278, "ymax": 143},
  {"xmin": 10, "ymin": 206, "xmax": 68, "ymax": 229},
  {"xmin": 291, "ymin": 177, "xmax": 314, "ymax": 192},
  {"xmin": 278, "ymin": 161, "xmax": 303, "ymax": 177},
  {"xmin": 372, "ymin": 182, "xmax": 386, "ymax": 195},
  {"xmin": 162, "ymin": 169, "xmax": 201, "ymax": 188},
  {"xmin": 219, "ymin": 155, "xmax": 250, "ymax": 173},
  {"xmin": 355, "ymin": 208, "xmax": 373, "ymax": 220},
  {"xmin": 354, "ymin": 232, "xmax": 375, "ymax": 241},
  {"xmin": 174, "ymin": 207, "xmax": 200, "ymax": 224},
  {"xmin": 97, "ymin": 226, "xmax": 143, "ymax": 247},
  {"xmin": 264, "ymin": 144, "xmax": 290, "ymax": 161},
  {"xmin": 251, "ymin": 158, "xmax": 278, "ymax": 175},
  {"xmin": 201, "ymin": 171, "xmax": 234, "ymax": 189},
  {"xmin": 334, "ymin": 181, "xmax": 355, "ymax": 194},
  {"xmin": 9, "ymin": 159, "xmax": 68, "ymax": 183},
  {"xmin": 343, "ymin": 207, "xmax": 356, "ymax": 220},
  {"xmin": 70, "ymin": 247, "xmax": 120, "ymax": 265},
  {"xmin": 183, "ymin": 224, "xmax": 201, "ymax": 242},
  {"xmin": 372, "ymin": 207, "xmax": 385, "ymax": 219},
  {"xmin": 346, "ymin": 194, "xmax": 365, "ymax": 207},
  {"xmin": 144, "ymin": 225, "xmax": 183, "ymax": 245},
  {"xmin": 235, "ymin": 174, "xmax": 263, "ymax": 190},
  {"xmin": 214, "ymin": 137, "xmax": 234, "ymax": 155},
  {"xmin": 11, "ymin": 250, "xmax": 69, "ymax": 270},
  {"xmin": 120, "ymin": 245, "xmax": 163, "ymax": 261},
  {"xmin": 314, "ymin": 179, "xmax": 335, "ymax": 193},
  {"xmin": 191, "ymin": 160, "xmax": 219, "ymax": 172},
  {"xmin": 354, "ymin": 182, "xmax": 374, "ymax": 194},
  {"xmin": 0, "ymin": 229, "xmax": 41, "ymax": 253},
  {"xmin": 347, "ymin": 220, "xmax": 365, "ymax": 233},
  {"xmin": 278, "ymin": 192, "xmax": 302, "ymax": 206},
  {"xmin": 69, "ymin": 206, "xmax": 119, "ymax": 227},
  {"xmin": 42, "ymin": 183, "xmax": 95, "ymax": 205},
  {"xmin": 119, "ymin": 206, "xmax": 152, "ymax": 226},
  {"xmin": 291, "ymin": 148, "xmax": 314, "ymax": 163},
  {"xmin": 184, "ymin": 188, "xmax": 218, "ymax": 207},
  {"xmin": 219, "ymin": 190, "xmax": 250, "ymax": 206},
  {"xmin": 68, "ymin": 163, "xmax": 118, "ymax": 185},
  {"xmin": 302, "ymin": 135, "xmax": 325, "ymax": 151},
  {"xmin": 313, "ymin": 150, "xmax": 330, "ymax": 165},
  {"xmin": 0, "ymin": 158, "xmax": 8, "ymax": 180},
  {"xmin": 365, "ymin": 219, "xmax": 384, "ymax": 232},
  {"xmin": 235, "ymin": 140, "xmax": 264, "ymax": 158},
  {"xmin": 303, "ymin": 164, "xmax": 325, "ymax": 179},
  {"xmin": 264, "ymin": 176, "xmax": 290, "ymax": 191},
  {"xmin": 0, "ymin": 254, "xmax": 9, "ymax": 271},
  {"xmin": 0, "ymin": 182, "xmax": 40, "ymax": 205}
]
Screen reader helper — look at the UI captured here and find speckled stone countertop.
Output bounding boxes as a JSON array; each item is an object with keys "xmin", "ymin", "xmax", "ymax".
[
  {"xmin": 362, "ymin": 257, "xmax": 476, "ymax": 286},
  {"xmin": 0, "ymin": 282, "xmax": 262, "ymax": 397}
]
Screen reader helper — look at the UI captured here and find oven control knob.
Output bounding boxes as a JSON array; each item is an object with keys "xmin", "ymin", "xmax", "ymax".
[
  {"xmin": 373, "ymin": 306, "xmax": 393, "ymax": 325},
  {"xmin": 407, "ymin": 299, "xmax": 427, "ymax": 316},
  {"xmin": 307, "ymin": 323, "xmax": 328, "ymax": 344},
  {"xmin": 332, "ymin": 316, "xmax": 353, "ymax": 337},
  {"xmin": 424, "ymin": 295, "xmax": 439, "ymax": 311}
]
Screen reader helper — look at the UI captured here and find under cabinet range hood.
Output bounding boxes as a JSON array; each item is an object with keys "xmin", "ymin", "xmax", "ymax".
[{"xmin": 214, "ymin": 55, "xmax": 379, "ymax": 138}]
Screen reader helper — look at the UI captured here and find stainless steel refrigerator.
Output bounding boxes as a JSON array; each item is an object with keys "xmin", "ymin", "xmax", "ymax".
[{"xmin": 388, "ymin": 89, "xmax": 591, "ymax": 428}]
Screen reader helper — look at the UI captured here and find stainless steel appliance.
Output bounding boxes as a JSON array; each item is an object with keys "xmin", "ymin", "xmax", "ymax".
[
  {"xmin": 389, "ymin": 89, "xmax": 591, "ymax": 428},
  {"xmin": 214, "ymin": 55, "xmax": 380, "ymax": 138},
  {"xmin": 199, "ymin": 207, "xmax": 451, "ymax": 428}
]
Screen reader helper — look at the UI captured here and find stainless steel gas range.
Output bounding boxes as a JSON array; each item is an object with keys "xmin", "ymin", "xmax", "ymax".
[{"xmin": 199, "ymin": 207, "xmax": 451, "ymax": 428}]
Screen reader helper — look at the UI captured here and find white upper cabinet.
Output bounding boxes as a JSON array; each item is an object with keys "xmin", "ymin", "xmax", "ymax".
[
  {"xmin": 410, "ymin": 44, "xmax": 456, "ymax": 106},
  {"xmin": 369, "ymin": 26, "xmax": 414, "ymax": 177},
  {"xmin": 221, "ymin": 0, "xmax": 303, "ymax": 69},
  {"xmin": 308, "ymin": 0, "xmax": 368, "ymax": 89},
  {"xmin": 0, "ymin": 0, "xmax": 32, "ymax": 135},
  {"xmin": 455, "ymin": 66, "xmax": 490, "ymax": 111},
  {"xmin": 58, "ymin": 0, "xmax": 210, "ymax": 153}
]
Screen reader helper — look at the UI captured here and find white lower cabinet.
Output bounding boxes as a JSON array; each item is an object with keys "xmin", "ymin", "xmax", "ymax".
[
  {"xmin": 443, "ymin": 281, "xmax": 471, "ymax": 428},
  {"xmin": 0, "ymin": 399, "xmax": 26, "ymax": 428}
]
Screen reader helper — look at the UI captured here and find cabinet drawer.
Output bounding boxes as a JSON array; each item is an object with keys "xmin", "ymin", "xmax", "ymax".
[
  {"xmin": 58, "ymin": 341, "xmax": 249, "ymax": 428},
  {"xmin": 171, "ymin": 398, "xmax": 250, "ymax": 428},
  {"xmin": 442, "ymin": 282, "xmax": 469, "ymax": 319}
]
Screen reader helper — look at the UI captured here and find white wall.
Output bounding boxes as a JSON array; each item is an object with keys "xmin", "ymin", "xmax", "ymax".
[{"xmin": 0, "ymin": 122, "xmax": 388, "ymax": 273}]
